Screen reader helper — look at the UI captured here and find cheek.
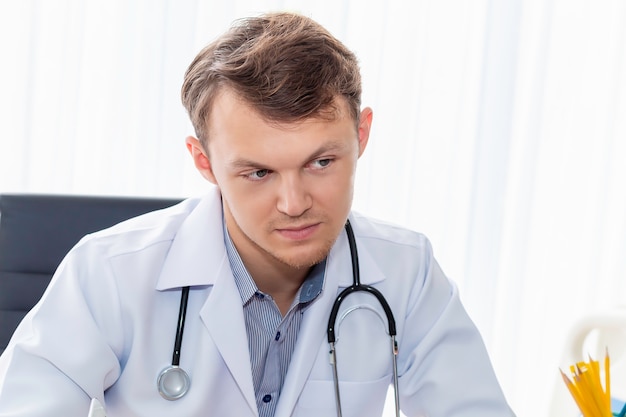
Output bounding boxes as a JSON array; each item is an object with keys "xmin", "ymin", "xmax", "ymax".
[
  {"xmin": 222, "ymin": 184, "xmax": 274, "ymax": 222},
  {"xmin": 313, "ymin": 171, "xmax": 355, "ymax": 209}
]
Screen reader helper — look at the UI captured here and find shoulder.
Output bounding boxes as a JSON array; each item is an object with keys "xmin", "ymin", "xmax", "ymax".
[
  {"xmin": 71, "ymin": 196, "xmax": 204, "ymax": 259},
  {"xmin": 349, "ymin": 211, "xmax": 433, "ymax": 255},
  {"xmin": 347, "ymin": 212, "xmax": 438, "ymax": 285}
]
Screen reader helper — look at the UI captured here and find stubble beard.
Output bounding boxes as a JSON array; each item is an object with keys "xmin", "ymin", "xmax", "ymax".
[
  {"xmin": 255, "ymin": 224, "xmax": 339, "ymax": 270},
  {"xmin": 269, "ymin": 236, "xmax": 336, "ymax": 269},
  {"xmin": 224, "ymin": 200, "xmax": 346, "ymax": 271}
]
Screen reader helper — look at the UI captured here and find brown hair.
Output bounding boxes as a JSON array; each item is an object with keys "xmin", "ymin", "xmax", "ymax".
[{"xmin": 181, "ymin": 12, "xmax": 362, "ymax": 145}]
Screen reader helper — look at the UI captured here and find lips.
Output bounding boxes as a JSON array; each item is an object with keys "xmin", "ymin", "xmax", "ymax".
[{"xmin": 276, "ymin": 223, "xmax": 320, "ymax": 240}]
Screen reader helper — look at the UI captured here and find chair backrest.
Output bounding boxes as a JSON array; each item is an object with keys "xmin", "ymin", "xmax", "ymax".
[{"xmin": 0, "ymin": 194, "xmax": 182, "ymax": 353}]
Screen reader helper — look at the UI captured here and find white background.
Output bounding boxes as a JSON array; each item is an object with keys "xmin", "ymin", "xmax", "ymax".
[{"xmin": 1, "ymin": 1, "xmax": 626, "ymax": 416}]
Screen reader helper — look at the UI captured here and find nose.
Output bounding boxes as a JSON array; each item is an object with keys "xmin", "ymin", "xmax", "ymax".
[{"xmin": 276, "ymin": 174, "xmax": 312, "ymax": 217}]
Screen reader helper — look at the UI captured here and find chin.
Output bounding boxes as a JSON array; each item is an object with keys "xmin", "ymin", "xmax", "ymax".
[{"xmin": 276, "ymin": 240, "xmax": 335, "ymax": 269}]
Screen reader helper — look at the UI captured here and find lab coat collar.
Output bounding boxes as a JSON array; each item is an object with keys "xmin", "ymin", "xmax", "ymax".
[
  {"xmin": 155, "ymin": 187, "xmax": 225, "ymax": 290},
  {"xmin": 156, "ymin": 195, "xmax": 385, "ymax": 290}
]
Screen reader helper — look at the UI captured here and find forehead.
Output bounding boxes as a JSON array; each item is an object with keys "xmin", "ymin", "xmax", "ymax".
[{"xmin": 205, "ymin": 89, "xmax": 358, "ymax": 164}]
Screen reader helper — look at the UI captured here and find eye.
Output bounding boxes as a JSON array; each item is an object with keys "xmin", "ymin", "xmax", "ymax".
[
  {"xmin": 245, "ymin": 169, "xmax": 271, "ymax": 181},
  {"xmin": 310, "ymin": 158, "xmax": 333, "ymax": 169}
]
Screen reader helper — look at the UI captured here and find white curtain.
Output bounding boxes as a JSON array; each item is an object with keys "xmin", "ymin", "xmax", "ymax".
[{"xmin": 2, "ymin": 1, "xmax": 626, "ymax": 416}]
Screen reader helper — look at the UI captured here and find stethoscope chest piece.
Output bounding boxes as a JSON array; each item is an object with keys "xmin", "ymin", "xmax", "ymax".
[
  {"xmin": 157, "ymin": 365, "xmax": 190, "ymax": 400},
  {"xmin": 158, "ymin": 285, "xmax": 191, "ymax": 400}
]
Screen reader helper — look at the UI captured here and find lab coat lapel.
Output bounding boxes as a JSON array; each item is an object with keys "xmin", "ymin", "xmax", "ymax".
[
  {"xmin": 199, "ymin": 262, "xmax": 257, "ymax": 415},
  {"xmin": 274, "ymin": 222, "xmax": 386, "ymax": 416},
  {"xmin": 155, "ymin": 189, "xmax": 257, "ymax": 414}
]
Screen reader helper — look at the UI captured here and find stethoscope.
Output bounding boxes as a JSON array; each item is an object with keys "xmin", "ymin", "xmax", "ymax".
[{"xmin": 156, "ymin": 220, "xmax": 400, "ymax": 417}]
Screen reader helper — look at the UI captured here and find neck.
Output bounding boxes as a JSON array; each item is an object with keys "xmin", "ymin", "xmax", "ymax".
[
  {"xmin": 222, "ymin": 206, "xmax": 318, "ymax": 314},
  {"xmin": 224, "ymin": 221, "xmax": 311, "ymax": 314},
  {"xmin": 248, "ymin": 261, "xmax": 310, "ymax": 315}
]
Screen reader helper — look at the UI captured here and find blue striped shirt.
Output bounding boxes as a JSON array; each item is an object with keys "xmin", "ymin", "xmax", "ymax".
[{"xmin": 223, "ymin": 229, "xmax": 325, "ymax": 417}]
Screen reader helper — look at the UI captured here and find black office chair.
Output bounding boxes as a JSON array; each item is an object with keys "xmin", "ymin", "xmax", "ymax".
[{"xmin": 0, "ymin": 194, "xmax": 182, "ymax": 354}]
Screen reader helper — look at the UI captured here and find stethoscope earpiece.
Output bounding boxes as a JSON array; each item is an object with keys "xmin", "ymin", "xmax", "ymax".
[{"xmin": 157, "ymin": 365, "xmax": 191, "ymax": 400}]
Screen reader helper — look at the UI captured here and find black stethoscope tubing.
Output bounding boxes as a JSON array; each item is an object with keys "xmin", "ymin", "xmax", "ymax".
[
  {"xmin": 326, "ymin": 220, "xmax": 397, "ymax": 343},
  {"xmin": 172, "ymin": 285, "xmax": 189, "ymax": 367},
  {"xmin": 326, "ymin": 220, "xmax": 400, "ymax": 417},
  {"xmin": 158, "ymin": 220, "xmax": 400, "ymax": 415}
]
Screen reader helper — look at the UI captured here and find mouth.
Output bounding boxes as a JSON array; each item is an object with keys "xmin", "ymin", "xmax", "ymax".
[{"xmin": 275, "ymin": 223, "xmax": 320, "ymax": 240}]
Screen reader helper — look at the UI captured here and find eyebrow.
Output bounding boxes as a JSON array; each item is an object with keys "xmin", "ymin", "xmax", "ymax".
[{"xmin": 227, "ymin": 140, "xmax": 350, "ymax": 170}]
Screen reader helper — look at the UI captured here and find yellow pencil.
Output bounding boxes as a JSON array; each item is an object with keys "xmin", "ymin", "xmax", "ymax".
[
  {"xmin": 561, "ymin": 369, "xmax": 595, "ymax": 417},
  {"xmin": 575, "ymin": 367, "xmax": 602, "ymax": 417},
  {"xmin": 605, "ymin": 348, "xmax": 611, "ymax": 414},
  {"xmin": 586, "ymin": 356, "xmax": 611, "ymax": 416},
  {"xmin": 562, "ymin": 353, "xmax": 615, "ymax": 417}
]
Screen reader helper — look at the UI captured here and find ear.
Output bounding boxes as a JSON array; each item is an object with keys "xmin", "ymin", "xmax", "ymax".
[
  {"xmin": 185, "ymin": 136, "xmax": 217, "ymax": 184},
  {"xmin": 357, "ymin": 107, "xmax": 373, "ymax": 157}
]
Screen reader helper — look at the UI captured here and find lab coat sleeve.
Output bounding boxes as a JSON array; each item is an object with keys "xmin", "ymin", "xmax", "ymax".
[
  {"xmin": 397, "ymin": 238, "xmax": 515, "ymax": 416},
  {"xmin": 0, "ymin": 237, "xmax": 124, "ymax": 416}
]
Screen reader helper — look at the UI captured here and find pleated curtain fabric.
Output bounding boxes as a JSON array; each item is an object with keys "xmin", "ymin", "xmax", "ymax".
[{"xmin": 1, "ymin": 1, "xmax": 625, "ymax": 416}]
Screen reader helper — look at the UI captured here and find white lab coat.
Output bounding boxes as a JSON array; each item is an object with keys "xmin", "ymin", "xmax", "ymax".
[{"xmin": 0, "ymin": 189, "xmax": 514, "ymax": 416}]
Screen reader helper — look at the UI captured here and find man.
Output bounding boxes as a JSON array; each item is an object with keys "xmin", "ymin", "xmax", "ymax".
[{"xmin": 0, "ymin": 12, "xmax": 515, "ymax": 417}]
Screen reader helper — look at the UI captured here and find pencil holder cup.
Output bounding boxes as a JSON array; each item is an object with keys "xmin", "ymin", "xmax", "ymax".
[{"xmin": 550, "ymin": 308, "xmax": 626, "ymax": 416}]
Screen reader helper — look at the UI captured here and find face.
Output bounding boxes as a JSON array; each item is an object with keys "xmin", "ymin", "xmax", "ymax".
[{"xmin": 186, "ymin": 89, "xmax": 372, "ymax": 275}]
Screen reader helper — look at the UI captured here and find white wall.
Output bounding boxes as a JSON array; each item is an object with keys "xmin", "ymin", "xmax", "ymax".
[{"xmin": 2, "ymin": 1, "xmax": 626, "ymax": 415}]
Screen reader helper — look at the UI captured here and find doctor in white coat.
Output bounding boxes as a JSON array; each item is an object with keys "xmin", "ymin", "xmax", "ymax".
[{"xmin": 0, "ymin": 12, "xmax": 515, "ymax": 417}]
